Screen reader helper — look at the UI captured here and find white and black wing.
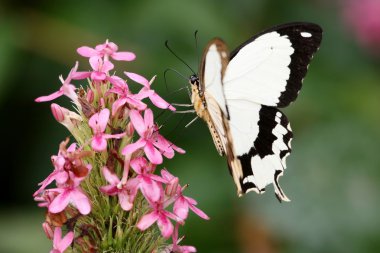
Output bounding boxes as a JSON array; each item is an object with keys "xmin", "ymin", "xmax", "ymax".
[
  {"xmin": 223, "ymin": 23, "xmax": 322, "ymax": 201},
  {"xmin": 224, "ymin": 22, "xmax": 322, "ymax": 107}
]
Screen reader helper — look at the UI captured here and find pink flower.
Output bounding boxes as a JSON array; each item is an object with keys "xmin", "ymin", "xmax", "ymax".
[
  {"xmin": 125, "ymin": 72, "xmax": 176, "ymax": 111},
  {"xmin": 50, "ymin": 227, "xmax": 74, "ymax": 253},
  {"xmin": 137, "ymin": 196, "xmax": 178, "ymax": 238},
  {"xmin": 129, "ymin": 157, "xmax": 167, "ymax": 202},
  {"xmin": 88, "ymin": 108, "xmax": 125, "ymax": 152},
  {"xmin": 108, "ymin": 76, "xmax": 151, "ymax": 114},
  {"xmin": 100, "ymin": 167, "xmax": 139, "ymax": 211},
  {"xmin": 48, "ymin": 175, "xmax": 92, "ymax": 215},
  {"xmin": 122, "ymin": 109, "xmax": 184, "ymax": 164},
  {"xmin": 36, "ymin": 62, "xmax": 79, "ymax": 103},
  {"xmin": 343, "ymin": 0, "xmax": 380, "ymax": 54},
  {"xmin": 167, "ymin": 224, "xmax": 197, "ymax": 253},
  {"xmin": 77, "ymin": 40, "xmax": 136, "ymax": 61},
  {"xmin": 34, "ymin": 142, "xmax": 83, "ymax": 196},
  {"xmin": 161, "ymin": 170, "xmax": 209, "ymax": 221}
]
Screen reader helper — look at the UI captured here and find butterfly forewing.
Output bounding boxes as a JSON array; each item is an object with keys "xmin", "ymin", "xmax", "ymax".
[{"xmin": 224, "ymin": 22, "xmax": 322, "ymax": 108}]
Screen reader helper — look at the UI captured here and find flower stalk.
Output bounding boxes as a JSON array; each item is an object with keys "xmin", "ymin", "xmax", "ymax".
[{"xmin": 34, "ymin": 40, "xmax": 208, "ymax": 253}]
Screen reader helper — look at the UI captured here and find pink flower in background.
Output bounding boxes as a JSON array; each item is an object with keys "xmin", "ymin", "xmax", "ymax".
[
  {"xmin": 343, "ymin": 0, "xmax": 380, "ymax": 54},
  {"xmin": 35, "ymin": 62, "xmax": 79, "ymax": 103},
  {"xmin": 50, "ymin": 227, "xmax": 74, "ymax": 253},
  {"xmin": 89, "ymin": 108, "xmax": 125, "ymax": 152},
  {"xmin": 100, "ymin": 167, "xmax": 139, "ymax": 211},
  {"xmin": 125, "ymin": 72, "xmax": 176, "ymax": 111},
  {"xmin": 77, "ymin": 40, "xmax": 136, "ymax": 61}
]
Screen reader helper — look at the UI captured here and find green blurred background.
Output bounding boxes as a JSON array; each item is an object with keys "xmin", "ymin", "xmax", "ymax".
[{"xmin": 1, "ymin": 0, "xmax": 380, "ymax": 252}]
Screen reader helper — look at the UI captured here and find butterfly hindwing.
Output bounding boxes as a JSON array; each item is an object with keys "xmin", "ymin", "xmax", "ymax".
[{"xmin": 236, "ymin": 106, "xmax": 292, "ymax": 201}]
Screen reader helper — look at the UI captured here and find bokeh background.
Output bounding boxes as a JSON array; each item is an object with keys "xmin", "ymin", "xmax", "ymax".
[{"xmin": 1, "ymin": 0, "xmax": 380, "ymax": 252}]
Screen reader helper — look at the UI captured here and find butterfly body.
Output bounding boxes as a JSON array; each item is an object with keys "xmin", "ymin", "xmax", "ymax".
[{"xmin": 186, "ymin": 23, "xmax": 322, "ymax": 201}]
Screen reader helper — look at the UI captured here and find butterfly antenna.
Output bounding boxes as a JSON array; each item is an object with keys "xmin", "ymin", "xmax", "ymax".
[
  {"xmin": 165, "ymin": 40, "xmax": 196, "ymax": 75},
  {"xmin": 194, "ymin": 30, "xmax": 200, "ymax": 75}
]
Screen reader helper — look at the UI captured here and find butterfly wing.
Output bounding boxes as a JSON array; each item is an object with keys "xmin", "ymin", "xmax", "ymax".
[
  {"xmin": 224, "ymin": 22, "xmax": 322, "ymax": 107},
  {"xmin": 222, "ymin": 23, "xmax": 322, "ymax": 201},
  {"xmin": 198, "ymin": 39, "xmax": 230, "ymax": 156}
]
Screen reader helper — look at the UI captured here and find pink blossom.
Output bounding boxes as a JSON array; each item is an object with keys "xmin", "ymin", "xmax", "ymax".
[
  {"xmin": 137, "ymin": 196, "xmax": 178, "ymax": 238},
  {"xmin": 77, "ymin": 40, "xmax": 136, "ymax": 61},
  {"xmin": 50, "ymin": 227, "xmax": 74, "ymax": 253},
  {"xmin": 35, "ymin": 62, "xmax": 79, "ymax": 103},
  {"xmin": 343, "ymin": 0, "xmax": 380, "ymax": 54},
  {"xmin": 99, "ymin": 167, "xmax": 139, "ymax": 211},
  {"xmin": 129, "ymin": 157, "xmax": 167, "ymax": 202},
  {"xmin": 167, "ymin": 224, "xmax": 197, "ymax": 253},
  {"xmin": 125, "ymin": 72, "xmax": 176, "ymax": 111},
  {"xmin": 122, "ymin": 109, "xmax": 184, "ymax": 164},
  {"xmin": 88, "ymin": 108, "xmax": 125, "ymax": 152},
  {"xmin": 108, "ymin": 76, "xmax": 151, "ymax": 114},
  {"xmin": 34, "ymin": 191, "xmax": 58, "ymax": 208},
  {"xmin": 161, "ymin": 170, "xmax": 209, "ymax": 221},
  {"xmin": 34, "ymin": 142, "xmax": 81, "ymax": 196},
  {"xmin": 48, "ymin": 174, "xmax": 91, "ymax": 215}
]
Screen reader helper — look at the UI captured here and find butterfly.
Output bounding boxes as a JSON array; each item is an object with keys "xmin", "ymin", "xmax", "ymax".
[{"xmin": 184, "ymin": 22, "xmax": 322, "ymax": 202}]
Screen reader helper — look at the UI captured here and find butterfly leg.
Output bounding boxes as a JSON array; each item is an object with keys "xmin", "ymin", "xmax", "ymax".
[
  {"xmin": 172, "ymin": 103, "xmax": 193, "ymax": 107},
  {"xmin": 185, "ymin": 116, "xmax": 199, "ymax": 128},
  {"xmin": 173, "ymin": 109, "xmax": 196, "ymax": 113}
]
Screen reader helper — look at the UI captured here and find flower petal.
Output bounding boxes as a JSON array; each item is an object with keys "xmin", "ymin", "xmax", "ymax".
[
  {"xmin": 122, "ymin": 138, "xmax": 146, "ymax": 156},
  {"xmin": 174, "ymin": 197, "xmax": 189, "ymax": 220},
  {"xmin": 91, "ymin": 135, "xmax": 107, "ymax": 152},
  {"xmin": 189, "ymin": 204, "xmax": 209, "ymax": 220},
  {"xmin": 57, "ymin": 230, "xmax": 74, "ymax": 251},
  {"xmin": 137, "ymin": 211, "xmax": 159, "ymax": 231},
  {"xmin": 130, "ymin": 157, "xmax": 147, "ymax": 174},
  {"xmin": 149, "ymin": 92, "xmax": 176, "ymax": 111},
  {"xmin": 102, "ymin": 167, "xmax": 120, "ymax": 185},
  {"xmin": 112, "ymin": 52, "xmax": 136, "ymax": 61},
  {"xmin": 71, "ymin": 188, "xmax": 91, "ymax": 215},
  {"xmin": 144, "ymin": 109, "xmax": 154, "ymax": 129},
  {"xmin": 157, "ymin": 214, "xmax": 174, "ymax": 238},
  {"xmin": 125, "ymin": 72, "xmax": 150, "ymax": 87},
  {"xmin": 140, "ymin": 177, "xmax": 161, "ymax": 202},
  {"xmin": 35, "ymin": 90, "xmax": 64, "ymax": 102},
  {"xmin": 129, "ymin": 110, "xmax": 147, "ymax": 136},
  {"xmin": 118, "ymin": 191, "xmax": 134, "ymax": 211},
  {"xmin": 144, "ymin": 142, "xmax": 163, "ymax": 164},
  {"xmin": 77, "ymin": 46, "xmax": 98, "ymax": 57},
  {"xmin": 49, "ymin": 190, "xmax": 71, "ymax": 213}
]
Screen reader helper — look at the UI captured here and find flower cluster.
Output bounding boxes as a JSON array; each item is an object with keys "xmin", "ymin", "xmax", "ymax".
[
  {"xmin": 343, "ymin": 0, "xmax": 380, "ymax": 55},
  {"xmin": 34, "ymin": 40, "xmax": 208, "ymax": 252}
]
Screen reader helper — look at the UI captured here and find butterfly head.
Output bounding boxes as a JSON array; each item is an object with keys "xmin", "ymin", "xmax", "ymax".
[{"xmin": 189, "ymin": 74, "xmax": 203, "ymax": 96}]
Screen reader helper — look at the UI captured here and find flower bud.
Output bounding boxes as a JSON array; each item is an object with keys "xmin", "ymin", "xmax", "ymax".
[
  {"xmin": 87, "ymin": 89, "xmax": 94, "ymax": 103},
  {"xmin": 51, "ymin": 103, "xmax": 65, "ymax": 122},
  {"xmin": 42, "ymin": 222, "xmax": 54, "ymax": 240},
  {"xmin": 126, "ymin": 121, "xmax": 134, "ymax": 136},
  {"xmin": 165, "ymin": 177, "xmax": 179, "ymax": 197}
]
